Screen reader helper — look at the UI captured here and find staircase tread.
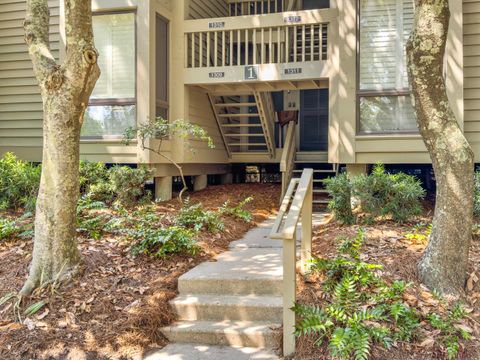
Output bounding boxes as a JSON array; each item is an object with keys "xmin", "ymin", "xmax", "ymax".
[
  {"xmin": 172, "ymin": 294, "xmax": 282, "ymax": 307},
  {"xmin": 179, "ymin": 248, "xmax": 283, "ymax": 282},
  {"xmin": 163, "ymin": 320, "xmax": 282, "ymax": 334},
  {"xmin": 145, "ymin": 344, "xmax": 280, "ymax": 360}
]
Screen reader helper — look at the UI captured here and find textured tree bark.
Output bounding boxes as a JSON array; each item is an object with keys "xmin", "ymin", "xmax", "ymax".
[
  {"xmin": 21, "ymin": 0, "xmax": 100, "ymax": 295},
  {"xmin": 407, "ymin": 0, "xmax": 474, "ymax": 295}
]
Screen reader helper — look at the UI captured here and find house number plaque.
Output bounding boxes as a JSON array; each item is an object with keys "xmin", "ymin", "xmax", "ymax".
[
  {"xmin": 209, "ymin": 71, "xmax": 225, "ymax": 79},
  {"xmin": 284, "ymin": 68, "xmax": 302, "ymax": 75},
  {"xmin": 208, "ymin": 21, "xmax": 225, "ymax": 29},
  {"xmin": 283, "ymin": 16, "xmax": 302, "ymax": 23},
  {"xmin": 244, "ymin": 66, "xmax": 259, "ymax": 80}
]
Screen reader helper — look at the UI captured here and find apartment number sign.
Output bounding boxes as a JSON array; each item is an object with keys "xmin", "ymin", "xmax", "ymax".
[
  {"xmin": 283, "ymin": 15, "xmax": 302, "ymax": 23},
  {"xmin": 208, "ymin": 21, "xmax": 225, "ymax": 29},
  {"xmin": 284, "ymin": 68, "xmax": 302, "ymax": 75},
  {"xmin": 245, "ymin": 65, "xmax": 259, "ymax": 80},
  {"xmin": 209, "ymin": 71, "xmax": 225, "ymax": 79}
]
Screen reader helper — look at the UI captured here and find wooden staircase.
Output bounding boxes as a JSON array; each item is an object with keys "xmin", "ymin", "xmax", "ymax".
[
  {"xmin": 209, "ymin": 92, "xmax": 276, "ymax": 158},
  {"xmin": 291, "ymin": 151, "xmax": 338, "ymax": 207}
]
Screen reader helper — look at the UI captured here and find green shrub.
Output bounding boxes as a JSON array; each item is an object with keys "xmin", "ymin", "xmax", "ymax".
[
  {"xmin": 294, "ymin": 231, "xmax": 470, "ymax": 360},
  {"xmin": 76, "ymin": 199, "xmax": 111, "ymax": 240},
  {"xmin": 325, "ymin": 164, "xmax": 425, "ymax": 224},
  {"xmin": 109, "ymin": 165, "xmax": 153, "ymax": 206},
  {"xmin": 323, "ymin": 173, "xmax": 355, "ymax": 224},
  {"xmin": 352, "ymin": 164, "xmax": 425, "ymax": 223},
  {"xmin": 177, "ymin": 200, "xmax": 225, "ymax": 232},
  {"xmin": 0, "ymin": 214, "xmax": 33, "ymax": 241},
  {"xmin": 79, "ymin": 161, "xmax": 109, "ymax": 195},
  {"xmin": 219, "ymin": 196, "xmax": 254, "ymax": 222},
  {"xmin": 0, "ymin": 153, "xmax": 41, "ymax": 211}
]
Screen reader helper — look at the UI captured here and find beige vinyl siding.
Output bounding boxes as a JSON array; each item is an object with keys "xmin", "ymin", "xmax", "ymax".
[
  {"xmin": 0, "ymin": 0, "xmax": 58, "ymax": 158},
  {"xmin": 0, "ymin": 0, "xmax": 137, "ymax": 164},
  {"xmin": 189, "ymin": 0, "xmax": 228, "ymax": 19},
  {"xmin": 186, "ymin": 87, "xmax": 229, "ymax": 163},
  {"xmin": 464, "ymin": 0, "xmax": 480, "ymax": 158}
]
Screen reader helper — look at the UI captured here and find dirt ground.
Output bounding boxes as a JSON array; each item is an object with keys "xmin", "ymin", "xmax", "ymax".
[
  {"xmin": 296, "ymin": 208, "xmax": 480, "ymax": 360},
  {"xmin": 0, "ymin": 184, "xmax": 280, "ymax": 360}
]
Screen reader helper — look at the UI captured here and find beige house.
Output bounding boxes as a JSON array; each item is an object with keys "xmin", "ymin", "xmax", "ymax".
[{"xmin": 0, "ymin": 0, "xmax": 473, "ymax": 200}]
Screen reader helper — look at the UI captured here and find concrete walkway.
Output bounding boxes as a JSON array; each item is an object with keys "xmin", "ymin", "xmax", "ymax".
[{"xmin": 147, "ymin": 214, "xmax": 326, "ymax": 359}]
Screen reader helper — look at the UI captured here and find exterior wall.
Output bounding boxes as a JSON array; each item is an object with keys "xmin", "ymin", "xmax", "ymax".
[
  {"xmin": 0, "ymin": 0, "xmax": 59, "ymax": 162},
  {"xmin": 464, "ymin": 0, "xmax": 480, "ymax": 158}
]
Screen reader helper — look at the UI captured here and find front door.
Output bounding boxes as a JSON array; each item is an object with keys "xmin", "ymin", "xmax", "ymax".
[{"xmin": 300, "ymin": 89, "xmax": 328, "ymax": 152}]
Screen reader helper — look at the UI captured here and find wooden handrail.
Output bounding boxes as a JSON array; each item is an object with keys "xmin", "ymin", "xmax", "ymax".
[
  {"xmin": 270, "ymin": 168, "xmax": 313, "ymax": 357},
  {"xmin": 280, "ymin": 121, "xmax": 296, "ymax": 197}
]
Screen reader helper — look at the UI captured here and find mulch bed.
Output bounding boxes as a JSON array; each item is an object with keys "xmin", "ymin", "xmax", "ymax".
[
  {"xmin": 296, "ymin": 209, "xmax": 480, "ymax": 360},
  {"xmin": 0, "ymin": 183, "xmax": 280, "ymax": 360}
]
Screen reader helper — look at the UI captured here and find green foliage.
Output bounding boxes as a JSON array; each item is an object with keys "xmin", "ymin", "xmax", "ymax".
[
  {"xmin": 0, "ymin": 153, "xmax": 41, "ymax": 211},
  {"xmin": 177, "ymin": 200, "xmax": 225, "ymax": 232},
  {"xmin": 294, "ymin": 230, "xmax": 470, "ymax": 360},
  {"xmin": 219, "ymin": 196, "xmax": 254, "ymax": 222},
  {"xmin": 80, "ymin": 162, "xmax": 153, "ymax": 206},
  {"xmin": 0, "ymin": 213, "xmax": 33, "ymax": 241},
  {"xmin": 76, "ymin": 199, "xmax": 110, "ymax": 240},
  {"xmin": 130, "ymin": 222, "xmax": 199, "ymax": 258},
  {"xmin": 325, "ymin": 164, "xmax": 425, "ymax": 224},
  {"xmin": 108, "ymin": 165, "xmax": 153, "ymax": 206},
  {"xmin": 323, "ymin": 173, "xmax": 355, "ymax": 224},
  {"xmin": 404, "ymin": 223, "xmax": 432, "ymax": 244},
  {"xmin": 352, "ymin": 164, "xmax": 425, "ymax": 223}
]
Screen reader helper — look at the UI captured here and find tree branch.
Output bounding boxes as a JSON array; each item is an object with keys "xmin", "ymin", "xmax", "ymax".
[{"xmin": 24, "ymin": 0, "xmax": 58, "ymax": 84}]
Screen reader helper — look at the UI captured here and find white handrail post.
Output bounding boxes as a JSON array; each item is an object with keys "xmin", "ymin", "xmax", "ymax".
[
  {"xmin": 300, "ymin": 173, "xmax": 313, "ymax": 274},
  {"xmin": 283, "ymin": 230, "xmax": 296, "ymax": 357}
]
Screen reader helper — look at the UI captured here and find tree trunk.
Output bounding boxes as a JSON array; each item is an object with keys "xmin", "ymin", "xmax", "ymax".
[
  {"xmin": 407, "ymin": 0, "xmax": 474, "ymax": 295},
  {"xmin": 21, "ymin": 0, "xmax": 100, "ymax": 295}
]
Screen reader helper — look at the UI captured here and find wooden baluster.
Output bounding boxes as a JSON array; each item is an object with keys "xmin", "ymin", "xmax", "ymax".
[
  {"xmin": 191, "ymin": 33, "xmax": 195, "ymax": 68},
  {"xmin": 320, "ymin": 24, "xmax": 324, "ymax": 60},
  {"xmin": 198, "ymin": 32, "xmax": 203, "ymax": 67},
  {"xmin": 214, "ymin": 31, "xmax": 218, "ymax": 67},
  {"xmin": 185, "ymin": 33, "xmax": 189, "ymax": 68},
  {"xmin": 261, "ymin": 28, "xmax": 265, "ymax": 64},
  {"xmin": 253, "ymin": 29, "xmax": 257, "ymax": 64},
  {"xmin": 286, "ymin": 26, "xmax": 289, "ymax": 63},
  {"xmin": 268, "ymin": 0, "xmax": 271, "ymax": 13},
  {"xmin": 277, "ymin": 26, "xmax": 281, "ymax": 63},
  {"xmin": 237, "ymin": 29, "xmax": 241, "ymax": 65},
  {"xmin": 302, "ymin": 25, "xmax": 306, "ymax": 62},
  {"xmin": 269, "ymin": 28, "xmax": 273, "ymax": 63},
  {"xmin": 222, "ymin": 31, "xmax": 226, "ymax": 66},
  {"xmin": 245, "ymin": 29, "xmax": 249, "ymax": 65},
  {"xmin": 311, "ymin": 24, "xmax": 314, "ymax": 61},
  {"xmin": 293, "ymin": 26, "xmax": 297, "ymax": 62},
  {"xmin": 230, "ymin": 30, "xmax": 234, "ymax": 66},
  {"xmin": 206, "ymin": 32, "xmax": 210, "ymax": 67}
]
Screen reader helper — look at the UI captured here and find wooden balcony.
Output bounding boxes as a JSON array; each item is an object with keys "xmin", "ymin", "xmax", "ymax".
[{"xmin": 184, "ymin": 8, "xmax": 338, "ymax": 91}]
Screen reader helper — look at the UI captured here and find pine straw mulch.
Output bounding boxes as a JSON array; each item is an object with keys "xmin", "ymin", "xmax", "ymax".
[
  {"xmin": 296, "ymin": 211, "xmax": 480, "ymax": 360},
  {"xmin": 0, "ymin": 183, "xmax": 280, "ymax": 360}
]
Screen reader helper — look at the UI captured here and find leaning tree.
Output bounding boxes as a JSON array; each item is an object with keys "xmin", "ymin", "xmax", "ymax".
[
  {"xmin": 21, "ymin": 0, "xmax": 100, "ymax": 295},
  {"xmin": 407, "ymin": 0, "xmax": 474, "ymax": 295}
]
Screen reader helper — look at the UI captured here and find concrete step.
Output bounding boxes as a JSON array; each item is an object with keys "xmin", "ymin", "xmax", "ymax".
[
  {"xmin": 161, "ymin": 320, "xmax": 281, "ymax": 349},
  {"xmin": 171, "ymin": 294, "xmax": 283, "ymax": 322},
  {"xmin": 178, "ymin": 248, "xmax": 283, "ymax": 296},
  {"xmin": 145, "ymin": 343, "xmax": 280, "ymax": 359}
]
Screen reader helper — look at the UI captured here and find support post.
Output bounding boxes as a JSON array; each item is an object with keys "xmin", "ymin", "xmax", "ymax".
[
  {"xmin": 300, "ymin": 177, "xmax": 313, "ymax": 274},
  {"xmin": 155, "ymin": 176, "xmax": 172, "ymax": 201},
  {"xmin": 346, "ymin": 163, "xmax": 368, "ymax": 178},
  {"xmin": 194, "ymin": 174, "xmax": 208, "ymax": 191},
  {"xmin": 283, "ymin": 232, "xmax": 296, "ymax": 357}
]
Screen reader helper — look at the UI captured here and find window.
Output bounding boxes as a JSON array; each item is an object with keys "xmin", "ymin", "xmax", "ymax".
[
  {"xmin": 82, "ymin": 12, "xmax": 136, "ymax": 138},
  {"xmin": 358, "ymin": 0, "xmax": 416, "ymax": 133},
  {"xmin": 156, "ymin": 15, "xmax": 169, "ymax": 119}
]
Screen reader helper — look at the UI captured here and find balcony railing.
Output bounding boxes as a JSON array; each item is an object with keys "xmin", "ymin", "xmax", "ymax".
[{"xmin": 184, "ymin": 9, "xmax": 337, "ymax": 70}]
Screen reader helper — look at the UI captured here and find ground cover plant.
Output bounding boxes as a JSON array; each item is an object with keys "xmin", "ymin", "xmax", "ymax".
[
  {"xmin": 324, "ymin": 164, "xmax": 425, "ymax": 224},
  {"xmin": 294, "ymin": 230, "xmax": 473, "ymax": 360},
  {"xmin": 0, "ymin": 183, "xmax": 280, "ymax": 359},
  {"xmin": 295, "ymin": 213, "xmax": 480, "ymax": 360}
]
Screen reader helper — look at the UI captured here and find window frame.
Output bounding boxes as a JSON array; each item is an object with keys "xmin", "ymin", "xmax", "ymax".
[
  {"xmin": 356, "ymin": 0, "xmax": 418, "ymax": 135},
  {"xmin": 155, "ymin": 14, "xmax": 169, "ymax": 119},
  {"xmin": 82, "ymin": 10, "xmax": 138, "ymax": 140}
]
